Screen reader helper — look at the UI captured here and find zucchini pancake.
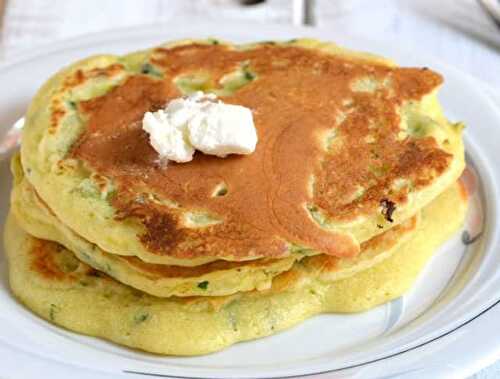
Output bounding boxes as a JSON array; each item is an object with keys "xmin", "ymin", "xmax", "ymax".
[{"xmin": 5, "ymin": 38, "xmax": 468, "ymax": 355}]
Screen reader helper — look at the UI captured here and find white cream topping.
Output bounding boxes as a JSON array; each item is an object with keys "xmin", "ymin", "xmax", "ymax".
[{"xmin": 142, "ymin": 92, "xmax": 257, "ymax": 163}]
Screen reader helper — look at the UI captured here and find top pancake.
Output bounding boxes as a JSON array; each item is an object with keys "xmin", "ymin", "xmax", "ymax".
[{"xmin": 20, "ymin": 38, "xmax": 465, "ymax": 266}]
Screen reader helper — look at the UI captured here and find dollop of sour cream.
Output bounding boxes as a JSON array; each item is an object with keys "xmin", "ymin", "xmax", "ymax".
[{"xmin": 142, "ymin": 92, "xmax": 257, "ymax": 163}]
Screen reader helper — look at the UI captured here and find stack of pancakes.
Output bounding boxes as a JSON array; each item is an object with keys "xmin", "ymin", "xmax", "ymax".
[{"xmin": 5, "ymin": 39, "xmax": 468, "ymax": 355}]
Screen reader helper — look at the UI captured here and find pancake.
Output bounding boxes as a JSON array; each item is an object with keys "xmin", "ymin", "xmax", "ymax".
[
  {"xmin": 4, "ymin": 181, "xmax": 467, "ymax": 355},
  {"xmin": 21, "ymin": 38, "xmax": 465, "ymax": 266},
  {"xmin": 11, "ymin": 153, "xmax": 418, "ymax": 297}
]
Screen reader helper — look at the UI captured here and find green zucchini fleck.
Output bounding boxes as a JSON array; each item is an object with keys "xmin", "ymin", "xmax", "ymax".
[
  {"xmin": 244, "ymin": 70, "xmax": 256, "ymax": 81},
  {"xmin": 140, "ymin": 63, "xmax": 163, "ymax": 78},
  {"xmin": 134, "ymin": 312, "xmax": 150, "ymax": 324},
  {"xmin": 290, "ymin": 243, "xmax": 315, "ymax": 255},
  {"xmin": 49, "ymin": 304, "xmax": 60, "ymax": 321},
  {"xmin": 197, "ymin": 281, "xmax": 209, "ymax": 290}
]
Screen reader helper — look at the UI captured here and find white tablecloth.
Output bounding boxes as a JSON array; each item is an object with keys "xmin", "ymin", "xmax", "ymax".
[{"xmin": 1, "ymin": 0, "xmax": 499, "ymax": 377}]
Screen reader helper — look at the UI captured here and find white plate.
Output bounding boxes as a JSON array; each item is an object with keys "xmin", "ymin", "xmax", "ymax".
[{"xmin": 1, "ymin": 21, "xmax": 500, "ymax": 379}]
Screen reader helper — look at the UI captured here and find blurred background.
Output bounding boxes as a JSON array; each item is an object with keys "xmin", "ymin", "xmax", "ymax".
[
  {"xmin": 0, "ymin": 0, "xmax": 499, "ymax": 377},
  {"xmin": 0, "ymin": 0, "xmax": 499, "ymax": 89}
]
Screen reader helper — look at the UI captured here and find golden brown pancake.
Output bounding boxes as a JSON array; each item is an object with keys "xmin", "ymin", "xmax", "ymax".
[
  {"xmin": 20, "ymin": 39, "xmax": 464, "ymax": 265},
  {"xmin": 11, "ymin": 153, "xmax": 419, "ymax": 297},
  {"xmin": 3, "ymin": 178, "xmax": 468, "ymax": 355}
]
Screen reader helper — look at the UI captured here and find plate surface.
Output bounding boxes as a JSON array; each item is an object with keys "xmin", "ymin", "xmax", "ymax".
[{"xmin": 1, "ymin": 21, "xmax": 500, "ymax": 379}]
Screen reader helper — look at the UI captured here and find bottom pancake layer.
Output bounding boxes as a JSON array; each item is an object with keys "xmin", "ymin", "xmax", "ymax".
[{"xmin": 4, "ymin": 182, "xmax": 467, "ymax": 355}]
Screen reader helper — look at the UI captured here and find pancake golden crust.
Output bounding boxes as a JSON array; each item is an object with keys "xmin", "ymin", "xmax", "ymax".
[
  {"xmin": 48, "ymin": 63, "xmax": 126, "ymax": 135},
  {"xmin": 11, "ymin": 153, "xmax": 420, "ymax": 297},
  {"xmin": 31, "ymin": 239, "xmax": 70, "ymax": 281},
  {"xmin": 21, "ymin": 39, "xmax": 465, "ymax": 265}
]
